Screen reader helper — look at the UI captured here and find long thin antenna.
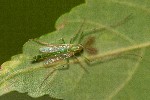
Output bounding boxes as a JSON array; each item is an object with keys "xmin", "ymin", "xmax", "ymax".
[{"xmin": 80, "ymin": 14, "xmax": 133, "ymax": 41}]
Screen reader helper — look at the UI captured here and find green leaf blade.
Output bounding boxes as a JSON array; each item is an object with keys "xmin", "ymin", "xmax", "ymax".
[{"xmin": 0, "ymin": 0, "xmax": 150, "ymax": 100}]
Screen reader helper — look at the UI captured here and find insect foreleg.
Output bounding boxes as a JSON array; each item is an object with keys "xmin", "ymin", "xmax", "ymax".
[
  {"xmin": 73, "ymin": 55, "xmax": 89, "ymax": 73},
  {"xmin": 70, "ymin": 19, "xmax": 85, "ymax": 44},
  {"xmin": 40, "ymin": 60, "xmax": 70, "ymax": 88},
  {"xmin": 59, "ymin": 38, "xmax": 66, "ymax": 44}
]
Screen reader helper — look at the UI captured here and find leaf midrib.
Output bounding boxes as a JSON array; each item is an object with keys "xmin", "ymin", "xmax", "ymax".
[{"xmin": 0, "ymin": 42, "xmax": 149, "ymax": 89}]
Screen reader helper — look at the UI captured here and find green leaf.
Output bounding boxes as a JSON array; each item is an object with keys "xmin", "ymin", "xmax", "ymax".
[{"xmin": 0, "ymin": 0, "xmax": 150, "ymax": 100}]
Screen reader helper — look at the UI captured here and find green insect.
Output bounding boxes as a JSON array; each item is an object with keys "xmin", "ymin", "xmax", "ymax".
[
  {"xmin": 31, "ymin": 14, "xmax": 132, "ymax": 87},
  {"xmin": 31, "ymin": 22, "xmax": 97, "ymax": 87},
  {"xmin": 32, "ymin": 42, "xmax": 84, "ymax": 65},
  {"xmin": 32, "ymin": 37, "xmax": 96, "ymax": 64},
  {"xmin": 31, "ymin": 26, "xmax": 96, "ymax": 69},
  {"xmin": 31, "ymin": 13, "xmax": 132, "ymax": 67}
]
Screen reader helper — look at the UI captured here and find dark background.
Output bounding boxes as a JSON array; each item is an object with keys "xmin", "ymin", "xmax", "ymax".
[{"xmin": 0, "ymin": 0, "xmax": 84, "ymax": 99}]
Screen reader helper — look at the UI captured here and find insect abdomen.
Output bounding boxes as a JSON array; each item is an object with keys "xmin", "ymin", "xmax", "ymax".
[{"xmin": 39, "ymin": 44, "xmax": 70, "ymax": 53}]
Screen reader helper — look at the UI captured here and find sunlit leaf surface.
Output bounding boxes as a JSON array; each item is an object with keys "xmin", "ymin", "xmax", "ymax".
[{"xmin": 0, "ymin": 0, "xmax": 150, "ymax": 100}]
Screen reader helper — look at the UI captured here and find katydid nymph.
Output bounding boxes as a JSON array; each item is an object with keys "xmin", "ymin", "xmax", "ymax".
[
  {"xmin": 30, "ymin": 21, "xmax": 97, "ymax": 87},
  {"xmin": 31, "ymin": 21, "xmax": 96, "ymax": 68},
  {"xmin": 30, "ymin": 14, "xmax": 135, "ymax": 87}
]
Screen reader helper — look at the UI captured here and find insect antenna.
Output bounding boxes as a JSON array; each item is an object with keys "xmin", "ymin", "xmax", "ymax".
[
  {"xmin": 78, "ymin": 14, "xmax": 133, "ymax": 43},
  {"xmin": 110, "ymin": 13, "xmax": 133, "ymax": 28}
]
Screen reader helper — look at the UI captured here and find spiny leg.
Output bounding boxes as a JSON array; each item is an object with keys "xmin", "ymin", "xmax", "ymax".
[
  {"xmin": 31, "ymin": 38, "xmax": 66, "ymax": 46},
  {"xmin": 76, "ymin": 14, "xmax": 133, "ymax": 65},
  {"xmin": 78, "ymin": 32, "xmax": 84, "ymax": 44},
  {"xmin": 59, "ymin": 38, "xmax": 66, "ymax": 44},
  {"xmin": 73, "ymin": 55, "xmax": 89, "ymax": 73},
  {"xmin": 40, "ymin": 55, "xmax": 90, "ymax": 88},
  {"xmin": 66, "ymin": 58, "xmax": 70, "ymax": 69},
  {"xmin": 70, "ymin": 19, "xmax": 85, "ymax": 44},
  {"xmin": 82, "ymin": 55, "xmax": 91, "ymax": 63},
  {"xmin": 52, "ymin": 59, "xmax": 70, "ymax": 70},
  {"xmin": 31, "ymin": 39, "xmax": 52, "ymax": 46},
  {"xmin": 40, "ymin": 58, "xmax": 70, "ymax": 88},
  {"xmin": 39, "ymin": 68, "xmax": 56, "ymax": 88}
]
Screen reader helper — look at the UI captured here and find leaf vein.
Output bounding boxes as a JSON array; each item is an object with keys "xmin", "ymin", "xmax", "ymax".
[
  {"xmin": 105, "ymin": 49, "xmax": 145, "ymax": 100},
  {"xmin": 108, "ymin": 0, "xmax": 150, "ymax": 14}
]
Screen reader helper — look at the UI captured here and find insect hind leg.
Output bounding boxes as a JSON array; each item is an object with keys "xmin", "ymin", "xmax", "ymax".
[
  {"xmin": 31, "ymin": 37, "xmax": 67, "ymax": 46},
  {"xmin": 39, "ymin": 68, "xmax": 56, "ymax": 88},
  {"xmin": 40, "ymin": 58, "xmax": 70, "ymax": 88},
  {"xmin": 73, "ymin": 55, "xmax": 89, "ymax": 73},
  {"xmin": 31, "ymin": 39, "xmax": 51, "ymax": 46}
]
